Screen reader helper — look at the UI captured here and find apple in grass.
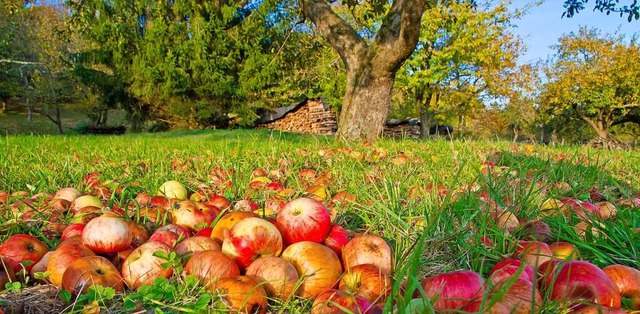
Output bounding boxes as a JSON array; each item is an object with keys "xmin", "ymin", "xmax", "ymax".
[
  {"xmin": 488, "ymin": 259, "xmax": 536, "ymax": 285},
  {"xmin": 121, "ymin": 241, "xmax": 173, "ymax": 290},
  {"xmin": 420, "ymin": 270, "xmax": 486, "ymax": 311},
  {"xmin": 211, "ymin": 211, "xmax": 259, "ymax": 244},
  {"xmin": 61, "ymin": 256, "xmax": 124, "ymax": 295},
  {"xmin": 323, "ymin": 224, "xmax": 350, "ymax": 256},
  {"xmin": 174, "ymin": 236, "xmax": 221, "ymax": 258},
  {"xmin": 206, "ymin": 195, "xmax": 231, "ymax": 210},
  {"xmin": 0, "ymin": 234, "xmax": 49, "ymax": 273},
  {"xmin": 157, "ymin": 180, "xmax": 188, "ymax": 200},
  {"xmin": 0, "ymin": 256, "xmax": 17, "ymax": 291},
  {"xmin": 602, "ymin": 264, "xmax": 640, "ymax": 310},
  {"xmin": 54, "ymin": 187, "xmax": 82, "ymax": 203},
  {"xmin": 311, "ymin": 289, "xmax": 372, "ymax": 314},
  {"xmin": 339, "ymin": 264, "xmax": 391, "ymax": 303},
  {"xmin": 341, "ymin": 235, "xmax": 393, "ymax": 275},
  {"xmin": 61, "ymin": 223, "xmax": 85, "ymax": 242},
  {"xmin": 234, "ymin": 199, "xmax": 259, "ymax": 212},
  {"xmin": 275, "ymin": 197, "xmax": 331, "ymax": 244},
  {"xmin": 170, "ymin": 200, "xmax": 218, "ymax": 232},
  {"xmin": 70, "ymin": 195, "xmax": 103, "ymax": 214},
  {"xmin": 48, "ymin": 237, "xmax": 96, "ymax": 287},
  {"xmin": 215, "ymin": 275, "xmax": 268, "ymax": 314},
  {"xmin": 148, "ymin": 230, "xmax": 182, "ymax": 248},
  {"xmin": 549, "ymin": 242, "xmax": 579, "ymax": 260},
  {"xmin": 245, "ymin": 257, "xmax": 300, "ymax": 300},
  {"xmin": 184, "ymin": 250, "xmax": 240, "ymax": 290},
  {"xmin": 281, "ymin": 241, "xmax": 343, "ymax": 298},
  {"xmin": 221, "ymin": 217, "xmax": 283, "ymax": 269},
  {"xmin": 81, "ymin": 215, "xmax": 132, "ymax": 254},
  {"xmin": 513, "ymin": 240, "xmax": 553, "ymax": 270}
]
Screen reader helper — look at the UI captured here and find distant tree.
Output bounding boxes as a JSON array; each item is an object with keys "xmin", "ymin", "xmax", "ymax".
[
  {"xmin": 395, "ymin": 0, "xmax": 526, "ymax": 138},
  {"xmin": 539, "ymin": 28, "xmax": 640, "ymax": 148},
  {"xmin": 563, "ymin": 0, "xmax": 639, "ymax": 21}
]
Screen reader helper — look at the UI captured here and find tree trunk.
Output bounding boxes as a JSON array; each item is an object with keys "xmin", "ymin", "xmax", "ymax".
[
  {"xmin": 55, "ymin": 105, "xmax": 63, "ymax": 134},
  {"xmin": 337, "ymin": 68, "xmax": 395, "ymax": 141},
  {"xmin": 26, "ymin": 98, "xmax": 32, "ymax": 122},
  {"xmin": 420, "ymin": 110, "xmax": 434, "ymax": 140},
  {"xmin": 512, "ymin": 127, "xmax": 519, "ymax": 143}
]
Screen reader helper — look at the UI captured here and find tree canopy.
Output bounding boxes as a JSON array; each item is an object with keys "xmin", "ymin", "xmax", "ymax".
[{"xmin": 563, "ymin": 0, "xmax": 639, "ymax": 21}]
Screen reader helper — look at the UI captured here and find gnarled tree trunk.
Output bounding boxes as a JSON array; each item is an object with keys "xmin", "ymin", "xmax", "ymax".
[{"xmin": 300, "ymin": 0, "xmax": 428, "ymax": 141}]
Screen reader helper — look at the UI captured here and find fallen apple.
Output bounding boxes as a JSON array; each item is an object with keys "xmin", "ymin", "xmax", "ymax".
[
  {"xmin": 184, "ymin": 250, "xmax": 240, "ymax": 289},
  {"xmin": 420, "ymin": 270, "xmax": 486, "ymax": 311},
  {"xmin": 221, "ymin": 217, "xmax": 283, "ymax": 269},
  {"xmin": 339, "ymin": 263, "xmax": 391, "ymax": 303},
  {"xmin": 61, "ymin": 255, "xmax": 124, "ymax": 295},
  {"xmin": 602, "ymin": 264, "xmax": 640, "ymax": 310},
  {"xmin": 341, "ymin": 235, "xmax": 393, "ymax": 275},
  {"xmin": 215, "ymin": 275, "xmax": 268, "ymax": 314},
  {"xmin": 0, "ymin": 234, "xmax": 49, "ymax": 273},
  {"xmin": 211, "ymin": 211, "xmax": 259, "ymax": 244},
  {"xmin": 275, "ymin": 197, "xmax": 331, "ymax": 244},
  {"xmin": 158, "ymin": 180, "xmax": 188, "ymax": 200},
  {"xmin": 323, "ymin": 224, "xmax": 350, "ymax": 257},
  {"xmin": 245, "ymin": 256, "xmax": 300, "ymax": 300},
  {"xmin": 311, "ymin": 289, "xmax": 372, "ymax": 314},
  {"xmin": 281, "ymin": 241, "xmax": 342, "ymax": 298},
  {"xmin": 121, "ymin": 241, "xmax": 173, "ymax": 290},
  {"xmin": 82, "ymin": 215, "xmax": 132, "ymax": 254}
]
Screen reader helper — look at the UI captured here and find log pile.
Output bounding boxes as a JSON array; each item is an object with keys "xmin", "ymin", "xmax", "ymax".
[
  {"xmin": 258, "ymin": 99, "xmax": 337, "ymax": 135},
  {"xmin": 382, "ymin": 124, "xmax": 421, "ymax": 139}
]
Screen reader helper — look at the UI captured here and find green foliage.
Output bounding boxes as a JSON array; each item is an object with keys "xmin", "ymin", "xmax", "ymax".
[
  {"xmin": 539, "ymin": 28, "xmax": 640, "ymax": 142},
  {"xmin": 563, "ymin": 0, "xmax": 640, "ymax": 21}
]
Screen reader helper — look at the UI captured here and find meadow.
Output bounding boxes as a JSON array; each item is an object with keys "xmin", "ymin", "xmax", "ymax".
[{"xmin": 0, "ymin": 130, "xmax": 639, "ymax": 313}]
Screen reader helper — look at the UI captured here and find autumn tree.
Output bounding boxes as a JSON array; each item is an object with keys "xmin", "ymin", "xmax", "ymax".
[
  {"xmin": 395, "ymin": 0, "xmax": 526, "ymax": 138},
  {"xmin": 539, "ymin": 28, "xmax": 640, "ymax": 148}
]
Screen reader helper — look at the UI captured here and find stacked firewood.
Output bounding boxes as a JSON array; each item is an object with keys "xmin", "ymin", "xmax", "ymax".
[
  {"xmin": 382, "ymin": 124, "xmax": 420, "ymax": 139},
  {"xmin": 259, "ymin": 100, "xmax": 337, "ymax": 135}
]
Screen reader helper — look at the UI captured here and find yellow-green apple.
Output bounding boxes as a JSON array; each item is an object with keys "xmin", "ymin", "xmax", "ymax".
[
  {"xmin": 221, "ymin": 217, "xmax": 283, "ymax": 269},
  {"xmin": 158, "ymin": 180, "xmax": 188, "ymax": 200},
  {"xmin": 339, "ymin": 264, "xmax": 391, "ymax": 303},
  {"xmin": 82, "ymin": 215, "xmax": 132, "ymax": 254},
  {"xmin": 215, "ymin": 275, "xmax": 268, "ymax": 314},
  {"xmin": 420, "ymin": 270, "xmax": 486, "ymax": 311},
  {"xmin": 323, "ymin": 224, "xmax": 350, "ymax": 256},
  {"xmin": 61, "ymin": 256, "xmax": 124, "ymax": 295},
  {"xmin": 70, "ymin": 195, "xmax": 103, "ymax": 214},
  {"xmin": 174, "ymin": 236, "xmax": 221, "ymax": 258},
  {"xmin": 549, "ymin": 242, "xmax": 579, "ymax": 260},
  {"xmin": 170, "ymin": 200, "xmax": 218, "ymax": 232},
  {"xmin": 54, "ymin": 187, "xmax": 82, "ymax": 203},
  {"xmin": 541, "ymin": 260, "xmax": 621, "ymax": 309},
  {"xmin": 121, "ymin": 241, "xmax": 173, "ymax": 290},
  {"xmin": 341, "ymin": 235, "xmax": 393, "ymax": 275},
  {"xmin": 602, "ymin": 264, "xmax": 640, "ymax": 310},
  {"xmin": 184, "ymin": 250, "xmax": 240, "ymax": 290},
  {"xmin": 245, "ymin": 256, "xmax": 299, "ymax": 300},
  {"xmin": 311, "ymin": 289, "xmax": 372, "ymax": 314},
  {"xmin": 514, "ymin": 241, "xmax": 552, "ymax": 269},
  {"xmin": 0, "ymin": 234, "xmax": 49, "ymax": 273},
  {"xmin": 275, "ymin": 197, "xmax": 331, "ymax": 244},
  {"xmin": 281, "ymin": 241, "xmax": 342, "ymax": 298},
  {"xmin": 211, "ymin": 212, "xmax": 258, "ymax": 244},
  {"xmin": 47, "ymin": 237, "xmax": 95, "ymax": 287}
]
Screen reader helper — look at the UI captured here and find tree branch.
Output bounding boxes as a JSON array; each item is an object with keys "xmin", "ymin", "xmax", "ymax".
[
  {"xmin": 611, "ymin": 115, "xmax": 640, "ymax": 126},
  {"xmin": 371, "ymin": 0, "xmax": 428, "ymax": 73},
  {"xmin": 299, "ymin": 0, "xmax": 368, "ymax": 69},
  {"xmin": 0, "ymin": 59, "xmax": 41, "ymax": 65}
]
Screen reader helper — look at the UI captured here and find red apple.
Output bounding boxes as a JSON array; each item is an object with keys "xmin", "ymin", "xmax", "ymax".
[
  {"xmin": 121, "ymin": 241, "xmax": 173, "ymax": 290},
  {"xmin": 560, "ymin": 198, "xmax": 601, "ymax": 221},
  {"xmin": 311, "ymin": 289, "xmax": 372, "ymax": 314},
  {"xmin": 61, "ymin": 223, "xmax": 85, "ymax": 242},
  {"xmin": 157, "ymin": 180, "xmax": 188, "ymax": 200},
  {"xmin": 275, "ymin": 197, "xmax": 331, "ymax": 244},
  {"xmin": 281, "ymin": 241, "xmax": 342, "ymax": 298},
  {"xmin": 541, "ymin": 260, "xmax": 621, "ymax": 309},
  {"xmin": 488, "ymin": 260, "xmax": 535, "ymax": 286},
  {"xmin": 134, "ymin": 193, "xmax": 152, "ymax": 207},
  {"xmin": 221, "ymin": 217, "xmax": 283, "ymax": 269},
  {"xmin": 245, "ymin": 257, "xmax": 300, "ymax": 300},
  {"xmin": 514, "ymin": 241, "xmax": 553, "ymax": 269},
  {"xmin": 215, "ymin": 275, "xmax": 268, "ymax": 314},
  {"xmin": 195, "ymin": 227, "xmax": 213, "ymax": 237},
  {"xmin": 595, "ymin": 201, "xmax": 617, "ymax": 220},
  {"xmin": 323, "ymin": 224, "xmax": 350, "ymax": 256},
  {"xmin": 602, "ymin": 264, "xmax": 640, "ymax": 310},
  {"xmin": 0, "ymin": 257, "xmax": 17, "ymax": 291},
  {"xmin": 420, "ymin": 270, "xmax": 486, "ymax": 311},
  {"xmin": 234, "ymin": 199, "xmax": 259, "ymax": 212},
  {"xmin": 175, "ymin": 236, "xmax": 221, "ymax": 257},
  {"xmin": 29, "ymin": 250, "xmax": 52, "ymax": 282},
  {"xmin": 339, "ymin": 264, "xmax": 391, "ymax": 303},
  {"xmin": 170, "ymin": 200, "xmax": 218, "ymax": 232},
  {"xmin": 47, "ymin": 238, "xmax": 95, "ymax": 287},
  {"xmin": 148, "ymin": 196, "xmax": 171, "ymax": 210},
  {"xmin": 206, "ymin": 195, "xmax": 230, "ymax": 210},
  {"xmin": 211, "ymin": 211, "xmax": 258, "ymax": 244},
  {"xmin": 82, "ymin": 215, "xmax": 132, "ymax": 254},
  {"xmin": 127, "ymin": 221, "xmax": 150, "ymax": 248},
  {"xmin": 61, "ymin": 256, "xmax": 124, "ymax": 295},
  {"xmin": 341, "ymin": 235, "xmax": 393, "ymax": 275},
  {"xmin": 148, "ymin": 230, "xmax": 181, "ymax": 248},
  {"xmin": 0, "ymin": 234, "xmax": 49, "ymax": 273},
  {"xmin": 156, "ymin": 223, "xmax": 191, "ymax": 239},
  {"xmin": 184, "ymin": 250, "xmax": 240, "ymax": 289}
]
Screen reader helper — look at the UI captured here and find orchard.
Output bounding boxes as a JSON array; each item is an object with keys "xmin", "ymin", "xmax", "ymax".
[{"xmin": 0, "ymin": 134, "xmax": 639, "ymax": 313}]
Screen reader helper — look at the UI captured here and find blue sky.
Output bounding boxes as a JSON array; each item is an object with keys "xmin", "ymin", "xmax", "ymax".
[{"xmin": 510, "ymin": 0, "xmax": 639, "ymax": 64}]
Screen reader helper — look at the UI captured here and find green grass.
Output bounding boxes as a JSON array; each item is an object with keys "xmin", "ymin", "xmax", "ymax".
[{"xmin": 1, "ymin": 129, "xmax": 639, "ymax": 313}]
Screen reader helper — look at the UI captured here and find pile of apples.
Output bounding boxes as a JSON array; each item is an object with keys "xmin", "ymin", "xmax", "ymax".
[{"xmin": 0, "ymin": 178, "xmax": 392, "ymax": 314}]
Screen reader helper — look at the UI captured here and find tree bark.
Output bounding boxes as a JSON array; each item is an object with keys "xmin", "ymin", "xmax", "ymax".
[
  {"xmin": 55, "ymin": 105, "xmax": 63, "ymax": 134},
  {"xmin": 300, "ymin": 0, "xmax": 428, "ymax": 141}
]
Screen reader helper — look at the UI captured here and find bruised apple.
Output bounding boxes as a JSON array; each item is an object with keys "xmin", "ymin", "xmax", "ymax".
[
  {"xmin": 61, "ymin": 256, "xmax": 124, "ymax": 295},
  {"xmin": 121, "ymin": 241, "xmax": 173, "ymax": 290},
  {"xmin": 281, "ymin": 241, "xmax": 342, "ymax": 298},
  {"xmin": 341, "ymin": 235, "xmax": 393, "ymax": 275},
  {"xmin": 245, "ymin": 256, "xmax": 299, "ymax": 300},
  {"xmin": 221, "ymin": 217, "xmax": 283, "ymax": 269},
  {"xmin": 216, "ymin": 275, "xmax": 268, "ymax": 314},
  {"xmin": 339, "ymin": 264, "xmax": 391, "ymax": 303}
]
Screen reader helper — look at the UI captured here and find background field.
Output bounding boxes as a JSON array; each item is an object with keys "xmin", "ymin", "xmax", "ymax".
[{"xmin": 1, "ymin": 130, "xmax": 639, "ymax": 312}]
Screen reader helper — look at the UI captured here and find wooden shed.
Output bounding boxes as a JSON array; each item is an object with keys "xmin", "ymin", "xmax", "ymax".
[{"xmin": 256, "ymin": 98, "xmax": 338, "ymax": 135}]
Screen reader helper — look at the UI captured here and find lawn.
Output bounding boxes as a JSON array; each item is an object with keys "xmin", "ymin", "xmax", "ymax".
[{"xmin": 1, "ymin": 130, "xmax": 639, "ymax": 313}]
